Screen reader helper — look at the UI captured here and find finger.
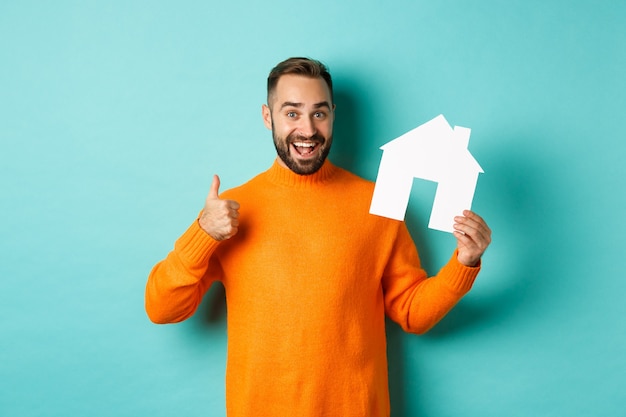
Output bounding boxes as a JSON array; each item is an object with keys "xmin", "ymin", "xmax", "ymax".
[
  {"xmin": 453, "ymin": 230, "xmax": 470, "ymax": 243},
  {"xmin": 457, "ymin": 211, "xmax": 491, "ymax": 237},
  {"xmin": 227, "ymin": 200, "xmax": 240, "ymax": 211},
  {"xmin": 454, "ymin": 218, "xmax": 480, "ymax": 236},
  {"xmin": 458, "ymin": 210, "xmax": 481, "ymax": 229},
  {"xmin": 462, "ymin": 210, "xmax": 483, "ymax": 221},
  {"xmin": 453, "ymin": 221, "xmax": 488, "ymax": 248},
  {"xmin": 208, "ymin": 174, "xmax": 221, "ymax": 199}
]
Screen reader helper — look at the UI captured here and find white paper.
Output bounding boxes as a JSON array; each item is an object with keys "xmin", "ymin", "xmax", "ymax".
[{"xmin": 369, "ymin": 114, "xmax": 483, "ymax": 233}]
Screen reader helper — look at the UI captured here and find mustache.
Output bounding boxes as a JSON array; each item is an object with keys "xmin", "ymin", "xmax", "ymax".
[{"xmin": 287, "ymin": 132, "xmax": 326, "ymax": 144}]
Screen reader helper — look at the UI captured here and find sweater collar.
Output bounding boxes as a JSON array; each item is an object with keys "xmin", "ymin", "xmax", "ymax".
[{"xmin": 266, "ymin": 158, "xmax": 338, "ymax": 187}]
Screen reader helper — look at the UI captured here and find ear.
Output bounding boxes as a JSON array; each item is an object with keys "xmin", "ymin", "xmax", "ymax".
[
  {"xmin": 332, "ymin": 103, "xmax": 336, "ymax": 121},
  {"xmin": 262, "ymin": 104, "xmax": 272, "ymax": 130}
]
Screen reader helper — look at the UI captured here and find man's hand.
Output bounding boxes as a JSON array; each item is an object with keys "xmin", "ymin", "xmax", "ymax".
[
  {"xmin": 198, "ymin": 175, "xmax": 240, "ymax": 241},
  {"xmin": 453, "ymin": 210, "xmax": 492, "ymax": 267}
]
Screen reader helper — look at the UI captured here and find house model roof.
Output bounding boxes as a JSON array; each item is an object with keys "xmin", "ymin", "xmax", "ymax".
[{"xmin": 380, "ymin": 114, "xmax": 483, "ymax": 181}]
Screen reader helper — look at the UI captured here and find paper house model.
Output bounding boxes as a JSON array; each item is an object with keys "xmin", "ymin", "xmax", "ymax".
[{"xmin": 369, "ymin": 114, "xmax": 483, "ymax": 233}]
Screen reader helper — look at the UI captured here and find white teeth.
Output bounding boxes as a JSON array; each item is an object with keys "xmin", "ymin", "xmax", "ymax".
[{"xmin": 293, "ymin": 142, "xmax": 315, "ymax": 147}]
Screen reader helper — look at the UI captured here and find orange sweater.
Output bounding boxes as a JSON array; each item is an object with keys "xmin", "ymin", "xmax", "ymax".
[{"xmin": 146, "ymin": 160, "xmax": 480, "ymax": 417}]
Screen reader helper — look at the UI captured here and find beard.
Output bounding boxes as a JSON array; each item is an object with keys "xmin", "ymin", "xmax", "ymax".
[{"xmin": 272, "ymin": 129, "xmax": 332, "ymax": 176}]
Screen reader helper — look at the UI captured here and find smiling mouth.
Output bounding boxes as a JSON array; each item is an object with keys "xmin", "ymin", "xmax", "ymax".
[{"xmin": 291, "ymin": 141, "xmax": 319, "ymax": 157}]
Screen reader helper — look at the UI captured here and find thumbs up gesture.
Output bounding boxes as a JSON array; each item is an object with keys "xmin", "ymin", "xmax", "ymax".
[{"xmin": 199, "ymin": 175, "xmax": 240, "ymax": 241}]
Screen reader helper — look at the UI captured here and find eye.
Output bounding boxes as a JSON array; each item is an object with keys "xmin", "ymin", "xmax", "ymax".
[
  {"xmin": 287, "ymin": 111, "xmax": 297, "ymax": 118},
  {"xmin": 314, "ymin": 111, "xmax": 326, "ymax": 119}
]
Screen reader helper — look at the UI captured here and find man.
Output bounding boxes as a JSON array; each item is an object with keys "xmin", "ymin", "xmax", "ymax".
[{"xmin": 145, "ymin": 57, "xmax": 491, "ymax": 417}]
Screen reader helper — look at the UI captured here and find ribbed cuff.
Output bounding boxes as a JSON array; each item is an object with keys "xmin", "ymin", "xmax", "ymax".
[
  {"xmin": 439, "ymin": 250, "xmax": 481, "ymax": 294},
  {"xmin": 174, "ymin": 219, "xmax": 221, "ymax": 268}
]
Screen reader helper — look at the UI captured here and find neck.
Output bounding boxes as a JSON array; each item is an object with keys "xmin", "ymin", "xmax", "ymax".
[{"xmin": 267, "ymin": 158, "xmax": 336, "ymax": 188}]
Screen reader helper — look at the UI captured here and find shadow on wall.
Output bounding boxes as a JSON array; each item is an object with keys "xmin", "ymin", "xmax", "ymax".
[
  {"xmin": 331, "ymin": 88, "xmax": 359, "ymax": 169},
  {"xmin": 421, "ymin": 138, "xmax": 563, "ymax": 340},
  {"xmin": 197, "ymin": 282, "xmax": 227, "ymax": 325},
  {"xmin": 330, "ymin": 79, "xmax": 373, "ymax": 179},
  {"xmin": 387, "ymin": 134, "xmax": 565, "ymax": 415}
]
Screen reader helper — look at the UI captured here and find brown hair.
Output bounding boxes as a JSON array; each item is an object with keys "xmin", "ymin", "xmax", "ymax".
[{"xmin": 267, "ymin": 57, "xmax": 333, "ymax": 105}]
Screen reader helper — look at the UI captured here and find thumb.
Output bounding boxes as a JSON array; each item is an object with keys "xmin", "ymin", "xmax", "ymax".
[{"xmin": 208, "ymin": 174, "xmax": 221, "ymax": 199}]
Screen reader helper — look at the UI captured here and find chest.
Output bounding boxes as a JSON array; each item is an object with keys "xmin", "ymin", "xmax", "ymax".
[{"xmin": 216, "ymin": 190, "xmax": 392, "ymax": 307}]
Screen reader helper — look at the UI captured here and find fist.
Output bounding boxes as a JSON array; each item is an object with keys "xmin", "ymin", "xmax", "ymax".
[
  {"xmin": 453, "ymin": 210, "xmax": 492, "ymax": 267},
  {"xmin": 198, "ymin": 175, "xmax": 240, "ymax": 241}
]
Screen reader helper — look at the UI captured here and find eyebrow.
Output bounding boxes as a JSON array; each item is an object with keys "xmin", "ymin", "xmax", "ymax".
[{"xmin": 280, "ymin": 101, "xmax": 331, "ymax": 110}]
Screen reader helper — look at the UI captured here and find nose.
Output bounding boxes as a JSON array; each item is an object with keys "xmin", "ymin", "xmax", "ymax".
[{"xmin": 298, "ymin": 115, "xmax": 317, "ymax": 138}]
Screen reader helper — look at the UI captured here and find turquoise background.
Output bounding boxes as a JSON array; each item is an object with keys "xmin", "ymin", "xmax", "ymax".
[{"xmin": 1, "ymin": 1, "xmax": 625, "ymax": 416}]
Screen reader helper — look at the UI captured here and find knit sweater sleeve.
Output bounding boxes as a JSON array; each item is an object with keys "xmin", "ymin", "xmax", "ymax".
[
  {"xmin": 382, "ymin": 223, "xmax": 480, "ymax": 334},
  {"xmin": 145, "ymin": 218, "xmax": 222, "ymax": 324}
]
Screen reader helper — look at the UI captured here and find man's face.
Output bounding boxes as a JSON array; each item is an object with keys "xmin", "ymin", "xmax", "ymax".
[{"xmin": 262, "ymin": 74, "xmax": 335, "ymax": 175}]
